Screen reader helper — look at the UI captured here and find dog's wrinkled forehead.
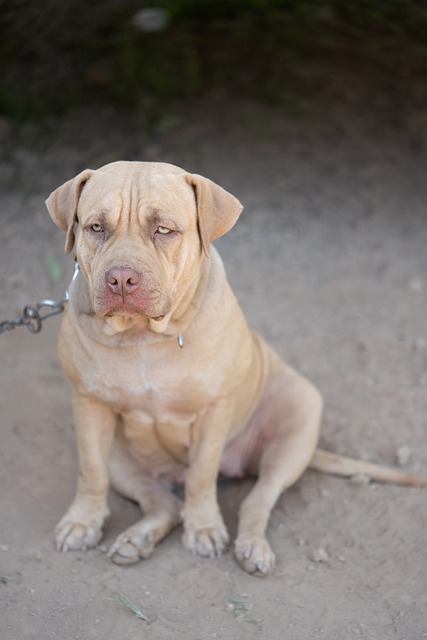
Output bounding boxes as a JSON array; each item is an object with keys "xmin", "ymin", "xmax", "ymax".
[
  {"xmin": 79, "ymin": 162, "xmax": 196, "ymax": 226},
  {"xmin": 47, "ymin": 160, "xmax": 243, "ymax": 256}
]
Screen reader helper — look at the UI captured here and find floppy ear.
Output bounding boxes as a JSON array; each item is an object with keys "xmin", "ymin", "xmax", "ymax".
[
  {"xmin": 185, "ymin": 174, "xmax": 243, "ymax": 257},
  {"xmin": 45, "ymin": 169, "xmax": 94, "ymax": 254}
]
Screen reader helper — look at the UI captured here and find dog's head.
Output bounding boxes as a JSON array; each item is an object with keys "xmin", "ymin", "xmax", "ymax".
[{"xmin": 46, "ymin": 162, "xmax": 242, "ymax": 323}]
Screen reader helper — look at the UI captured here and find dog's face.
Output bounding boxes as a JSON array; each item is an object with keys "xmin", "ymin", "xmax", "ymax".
[
  {"xmin": 46, "ymin": 161, "xmax": 243, "ymax": 321},
  {"xmin": 67, "ymin": 162, "xmax": 199, "ymax": 320}
]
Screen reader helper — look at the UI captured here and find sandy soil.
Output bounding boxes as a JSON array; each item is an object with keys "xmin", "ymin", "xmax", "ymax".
[{"xmin": 1, "ymin": 51, "xmax": 427, "ymax": 639}]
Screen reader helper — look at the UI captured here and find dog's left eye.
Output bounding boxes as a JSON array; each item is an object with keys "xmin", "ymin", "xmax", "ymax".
[
  {"xmin": 156, "ymin": 226, "xmax": 172, "ymax": 235},
  {"xmin": 91, "ymin": 223, "xmax": 103, "ymax": 233}
]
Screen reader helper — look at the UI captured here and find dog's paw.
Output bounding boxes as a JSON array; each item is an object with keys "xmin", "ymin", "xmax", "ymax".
[
  {"xmin": 234, "ymin": 534, "xmax": 276, "ymax": 576},
  {"xmin": 54, "ymin": 503, "xmax": 108, "ymax": 552},
  {"xmin": 55, "ymin": 518, "xmax": 103, "ymax": 552},
  {"xmin": 182, "ymin": 521, "xmax": 230, "ymax": 558},
  {"xmin": 108, "ymin": 526, "xmax": 156, "ymax": 565}
]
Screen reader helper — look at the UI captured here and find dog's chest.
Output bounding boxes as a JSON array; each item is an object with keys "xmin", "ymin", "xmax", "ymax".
[
  {"xmin": 76, "ymin": 341, "xmax": 213, "ymax": 469},
  {"xmin": 75, "ymin": 337, "xmax": 218, "ymax": 418}
]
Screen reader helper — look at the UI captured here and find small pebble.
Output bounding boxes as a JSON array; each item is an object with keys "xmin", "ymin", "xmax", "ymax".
[
  {"xmin": 407, "ymin": 277, "xmax": 423, "ymax": 294},
  {"xmin": 311, "ymin": 547, "xmax": 329, "ymax": 563},
  {"xmin": 396, "ymin": 446, "xmax": 412, "ymax": 467},
  {"xmin": 132, "ymin": 8, "xmax": 170, "ymax": 32},
  {"xmin": 414, "ymin": 337, "xmax": 427, "ymax": 350}
]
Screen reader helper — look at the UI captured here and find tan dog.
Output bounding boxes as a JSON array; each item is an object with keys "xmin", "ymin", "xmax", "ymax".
[{"xmin": 46, "ymin": 161, "xmax": 426, "ymax": 576}]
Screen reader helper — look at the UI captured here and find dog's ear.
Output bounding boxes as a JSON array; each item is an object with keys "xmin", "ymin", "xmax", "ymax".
[
  {"xmin": 185, "ymin": 174, "xmax": 243, "ymax": 257},
  {"xmin": 45, "ymin": 169, "xmax": 94, "ymax": 254}
]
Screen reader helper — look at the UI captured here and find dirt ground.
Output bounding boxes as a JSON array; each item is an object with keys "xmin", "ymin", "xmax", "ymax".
[{"xmin": 1, "ymin": 50, "xmax": 427, "ymax": 639}]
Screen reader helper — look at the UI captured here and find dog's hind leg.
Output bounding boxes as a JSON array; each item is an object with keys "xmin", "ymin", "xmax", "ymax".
[
  {"xmin": 107, "ymin": 440, "xmax": 182, "ymax": 565},
  {"xmin": 234, "ymin": 367, "xmax": 322, "ymax": 576}
]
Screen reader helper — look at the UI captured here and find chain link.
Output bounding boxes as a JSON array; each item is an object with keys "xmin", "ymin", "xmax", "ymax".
[{"xmin": 0, "ymin": 261, "xmax": 80, "ymax": 335}]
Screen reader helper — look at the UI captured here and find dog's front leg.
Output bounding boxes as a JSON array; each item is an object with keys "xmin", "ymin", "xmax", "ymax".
[
  {"xmin": 181, "ymin": 403, "xmax": 232, "ymax": 559},
  {"xmin": 55, "ymin": 393, "xmax": 116, "ymax": 552}
]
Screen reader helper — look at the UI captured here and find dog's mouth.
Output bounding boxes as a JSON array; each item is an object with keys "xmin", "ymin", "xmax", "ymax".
[
  {"xmin": 100, "ymin": 300, "xmax": 169, "ymax": 319},
  {"xmin": 93, "ymin": 289, "xmax": 170, "ymax": 320},
  {"xmin": 103, "ymin": 308, "xmax": 166, "ymax": 321}
]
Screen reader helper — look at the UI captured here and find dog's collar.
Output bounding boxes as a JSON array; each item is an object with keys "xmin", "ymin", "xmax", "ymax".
[{"xmin": 64, "ymin": 259, "xmax": 81, "ymax": 302}]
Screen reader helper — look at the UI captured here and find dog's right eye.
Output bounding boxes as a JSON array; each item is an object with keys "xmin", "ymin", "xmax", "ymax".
[
  {"xmin": 91, "ymin": 223, "xmax": 103, "ymax": 233},
  {"xmin": 156, "ymin": 226, "xmax": 172, "ymax": 235}
]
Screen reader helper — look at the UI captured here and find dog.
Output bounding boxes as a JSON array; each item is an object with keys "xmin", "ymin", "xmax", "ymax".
[{"xmin": 46, "ymin": 161, "xmax": 426, "ymax": 576}]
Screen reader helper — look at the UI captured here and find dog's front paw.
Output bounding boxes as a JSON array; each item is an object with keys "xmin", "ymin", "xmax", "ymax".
[
  {"xmin": 234, "ymin": 534, "xmax": 276, "ymax": 576},
  {"xmin": 182, "ymin": 519, "xmax": 229, "ymax": 558},
  {"xmin": 54, "ymin": 505, "xmax": 108, "ymax": 552}
]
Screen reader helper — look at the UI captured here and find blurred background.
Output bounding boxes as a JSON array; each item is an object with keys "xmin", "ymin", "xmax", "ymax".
[{"xmin": 1, "ymin": 0, "xmax": 427, "ymax": 118}]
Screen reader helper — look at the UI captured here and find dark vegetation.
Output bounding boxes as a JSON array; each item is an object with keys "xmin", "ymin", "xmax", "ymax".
[{"xmin": 1, "ymin": 0, "xmax": 427, "ymax": 119}]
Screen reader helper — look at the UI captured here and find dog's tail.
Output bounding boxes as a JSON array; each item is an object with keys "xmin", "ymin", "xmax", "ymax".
[{"xmin": 309, "ymin": 448, "xmax": 427, "ymax": 487}]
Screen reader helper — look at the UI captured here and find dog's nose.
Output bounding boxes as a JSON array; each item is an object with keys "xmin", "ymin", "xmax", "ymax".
[{"xmin": 106, "ymin": 267, "xmax": 141, "ymax": 297}]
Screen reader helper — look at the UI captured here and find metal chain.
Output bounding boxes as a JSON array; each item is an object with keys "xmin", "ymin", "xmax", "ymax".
[{"xmin": 0, "ymin": 261, "xmax": 80, "ymax": 335}]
